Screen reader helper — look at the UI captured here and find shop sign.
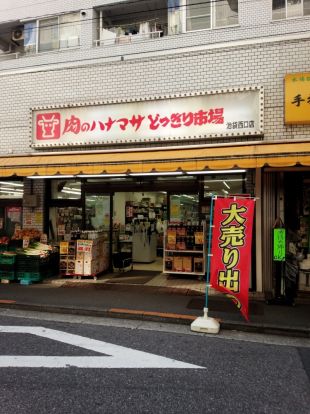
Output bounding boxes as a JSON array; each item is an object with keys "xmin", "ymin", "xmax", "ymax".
[
  {"xmin": 273, "ymin": 228, "xmax": 286, "ymax": 261},
  {"xmin": 285, "ymin": 73, "xmax": 310, "ymax": 124},
  {"xmin": 210, "ymin": 197, "xmax": 255, "ymax": 321},
  {"xmin": 31, "ymin": 87, "xmax": 264, "ymax": 148}
]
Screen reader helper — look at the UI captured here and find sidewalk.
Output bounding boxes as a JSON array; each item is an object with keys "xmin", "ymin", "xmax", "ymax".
[{"xmin": 0, "ymin": 273, "xmax": 309, "ymax": 338}]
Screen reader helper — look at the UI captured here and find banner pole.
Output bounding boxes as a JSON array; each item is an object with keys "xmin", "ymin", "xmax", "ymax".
[
  {"xmin": 190, "ymin": 194, "xmax": 220, "ymax": 334},
  {"xmin": 205, "ymin": 194, "xmax": 215, "ymax": 309}
]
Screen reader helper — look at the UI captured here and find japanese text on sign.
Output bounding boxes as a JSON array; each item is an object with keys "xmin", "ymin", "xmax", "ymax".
[{"xmin": 32, "ymin": 89, "xmax": 263, "ymax": 147}]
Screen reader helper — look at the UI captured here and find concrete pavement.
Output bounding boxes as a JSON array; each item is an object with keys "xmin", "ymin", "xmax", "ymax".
[{"xmin": 0, "ymin": 278, "xmax": 309, "ymax": 337}]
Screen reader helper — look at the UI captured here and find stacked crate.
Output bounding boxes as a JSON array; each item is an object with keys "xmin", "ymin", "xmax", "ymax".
[
  {"xmin": 16, "ymin": 255, "xmax": 49, "ymax": 284},
  {"xmin": 0, "ymin": 253, "xmax": 16, "ymax": 282},
  {"xmin": 59, "ymin": 241, "xmax": 76, "ymax": 277}
]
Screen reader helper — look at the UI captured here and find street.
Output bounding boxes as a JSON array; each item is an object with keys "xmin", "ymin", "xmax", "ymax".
[{"xmin": 0, "ymin": 309, "xmax": 308, "ymax": 414}]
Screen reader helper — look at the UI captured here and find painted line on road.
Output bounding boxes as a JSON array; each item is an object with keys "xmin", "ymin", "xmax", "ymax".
[{"xmin": 0, "ymin": 326, "xmax": 204, "ymax": 369}]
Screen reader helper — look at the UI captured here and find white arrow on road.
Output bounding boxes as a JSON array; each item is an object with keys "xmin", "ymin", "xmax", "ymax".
[{"xmin": 0, "ymin": 326, "xmax": 204, "ymax": 369}]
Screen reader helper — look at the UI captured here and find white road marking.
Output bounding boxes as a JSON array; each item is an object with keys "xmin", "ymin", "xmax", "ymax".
[{"xmin": 0, "ymin": 326, "xmax": 204, "ymax": 369}]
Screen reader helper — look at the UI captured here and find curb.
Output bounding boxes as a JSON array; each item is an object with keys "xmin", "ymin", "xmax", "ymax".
[{"xmin": 0, "ymin": 302, "xmax": 309, "ymax": 338}]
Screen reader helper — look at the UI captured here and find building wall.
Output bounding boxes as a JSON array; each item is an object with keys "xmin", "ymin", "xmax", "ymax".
[{"xmin": 0, "ymin": 36, "xmax": 309, "ymax": 156}]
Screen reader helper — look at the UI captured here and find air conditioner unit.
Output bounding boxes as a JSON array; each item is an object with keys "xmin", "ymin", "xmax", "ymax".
[{"xmin": 12, "ymin": 28, "xmax": 24, "ymax": 42}]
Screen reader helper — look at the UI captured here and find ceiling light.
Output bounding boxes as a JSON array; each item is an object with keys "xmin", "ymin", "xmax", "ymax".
[
  {"xmin": 27, "ymin": 175, "xmax": 75, "ymax": 179},
  {"xmin": 186, "ymin": 169, "xmax": 246, "ymax": 175},
  {"xmin": 76, "ymin": 173, "xmax": 128, "ymax": 178},
  {"xmin": 129, "ymin": 171, "xmax": 183, "ymax": 177},
  {"xmin": 223, "ymin": 181, "xmax": 231, "ymax": 189}
]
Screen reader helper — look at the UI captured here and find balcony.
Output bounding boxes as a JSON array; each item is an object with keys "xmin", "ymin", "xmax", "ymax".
[{"xmin": 95, "ymin": 0, "xmax": 169, "ymax": 46}]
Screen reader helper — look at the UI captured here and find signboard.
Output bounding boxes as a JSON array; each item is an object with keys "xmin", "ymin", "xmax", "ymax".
[
  {"xmin": 210, "ymin": 197, "xmax": 255, "ymax": 321},
  {"xmin": 273, "ymin": 228, "xmax": 286, "ymax": 261},
  {"xmin": 31, "ymin": 87, "xmax": 264, "ymax": 148},
  {"xmin": 285, "ymin": 73, "xmax": 310, "ymax": 124}
]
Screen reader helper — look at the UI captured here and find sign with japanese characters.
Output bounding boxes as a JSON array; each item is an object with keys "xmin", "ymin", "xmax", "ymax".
[
  {"xmin": 31, "ymin": 88, "xmax": 263, "ymax": 148},
  {"xmin": 210, "ymin": 197, "xmax": 255, "ymax": 321},
  {"xmin": 285, "ymin": 73, "xmax": 310, "ymax": 124},
  {"xmin": 273, "ymin": 228, "xmax": 286, "ymax": 261}
]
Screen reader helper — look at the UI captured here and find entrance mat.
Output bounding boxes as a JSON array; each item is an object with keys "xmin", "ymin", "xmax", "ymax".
[
  {"xmin": 111, "ymin": 270, "xmax": 161, "ymax": 278},
  {"xmin": 187, "ymin": 297, "xmax": 264, "ymax": 315}
]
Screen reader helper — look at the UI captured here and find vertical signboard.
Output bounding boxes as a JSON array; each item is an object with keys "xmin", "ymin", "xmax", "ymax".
[{"xmin": 210, "ymin": 197, "xmax": 255, "ymax": 321}]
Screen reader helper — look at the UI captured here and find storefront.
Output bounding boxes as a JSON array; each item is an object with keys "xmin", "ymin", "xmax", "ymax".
[{"xmin": 0, "ymin": 82, "xmax": 308, "ymax": 296}]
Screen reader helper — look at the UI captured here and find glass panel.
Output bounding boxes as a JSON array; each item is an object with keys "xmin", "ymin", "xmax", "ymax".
[
  {"xmin": 304, "ymin": 0, "xmax": 310, "ymax": 15},
  {"xmin": 186, "ymin": 0, "xmax": 211, "ymax": 31},
  {"xmin": 51, "ymin": 180, "xmax": 81, "ymax": 200},
  {"xmin": 170, "ymin": 194, "xmax": 199, "ymax": 224},
  {"xmin": 49, "ymin": 206, "xmax": 82, "ymax": 240},
  {"xmin": 24, "ymin": 22, "xmax": 36, "ymax": 54},
  {"xmin": 4, "ymin": 207, "xmax": 22, "ymax": 238},
  {"xmin": 0, "ymin": 181, "xmax": 24, "ymax": 199},
  {"xmin": 203, "ymin": 174, "xmax": 245, "ymax": 197},
  {"xmin": 214, "ymin": 0, "xmax": 238, "ymax": 27},
  {"xmin": 59, "ymin": 13, "xmax": 80, "ymax": 48},
  {"xmin": 39, "ymin": 17, "xmax": 59, "ymax": 52},
  {"xmin": 287, "ymin": 0, "xmax": 303, "ymax": 17},
  {"xmin": 85, "ymin": 194, "xmax": 111, "ymax": 231},
  {"xmin": 272, "ymin": 0, "xmax": 286, "ymax": 19}
]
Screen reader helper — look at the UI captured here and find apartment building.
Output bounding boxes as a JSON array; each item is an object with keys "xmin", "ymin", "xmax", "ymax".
[{"xmin": 0, "ymin": 0, "xmax": 309, "ymax": 297}]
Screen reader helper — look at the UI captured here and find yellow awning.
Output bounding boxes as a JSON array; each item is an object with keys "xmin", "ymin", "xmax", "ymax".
[{"xmin": 0, "ymin": 141, "xmax": 310, "ymax": 177}]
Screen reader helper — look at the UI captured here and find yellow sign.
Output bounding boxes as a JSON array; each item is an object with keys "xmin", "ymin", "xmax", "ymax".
[{"xmin": 285, "ymin": 73, "xmax": 310, "ymax": 124}]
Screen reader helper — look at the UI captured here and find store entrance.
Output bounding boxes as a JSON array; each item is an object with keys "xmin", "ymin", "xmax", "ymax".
[{"xmin": 112, "ymin": 191, "xmax": 167, "ymax": 272}]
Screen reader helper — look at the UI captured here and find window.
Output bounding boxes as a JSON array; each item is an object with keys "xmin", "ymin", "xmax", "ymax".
[
  {"xmin": 186, "ymin": 0, "xmax": 238, "ymax": 31},
  {"xmin": 272, "ymin": 0, "xmax": 310, "ymax": 20},
  {"xmin": 26, "ymin": 12, "xmax": 80, "ymax": 54},
  {"xmin": 0, "ymin": 181, "xmax": 24, "ymax": 199}
]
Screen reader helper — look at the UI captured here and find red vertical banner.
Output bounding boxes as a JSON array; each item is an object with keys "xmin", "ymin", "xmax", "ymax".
[{"xmin": 210, "ymin": 197, "xmax": 255, "ymax": 321}]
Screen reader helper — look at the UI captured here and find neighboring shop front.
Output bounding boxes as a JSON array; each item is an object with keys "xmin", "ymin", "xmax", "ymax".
[{"xmin": 261, "ymin": 73, "xmax": 310, "ymax": 298}]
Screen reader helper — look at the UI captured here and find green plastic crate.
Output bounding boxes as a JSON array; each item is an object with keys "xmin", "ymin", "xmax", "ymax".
[
  {"xmin": 0, "ymin": 270, "xmax": 15, "ymax": 281},
  {"xmin": 0, "ymin": 254, "xmax": 16, "ymax": 265},
  {"xmin": 16, "ymin": 272, "xmax": 42, "ymax": 282}
]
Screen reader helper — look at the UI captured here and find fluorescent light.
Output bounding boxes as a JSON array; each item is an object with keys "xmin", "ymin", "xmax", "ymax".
[
  {"xmin": 222, "ymin": 189, "xmax": 229, "ymax": 194},
  {"xmin": 27, "ymin": 175, "xmax": 75, "ymax": 179},
  {"xmin": 129, "ymin": 171, "xmax": 183, "ymax": 177},
  {"xmin": 77, "ymin": 174, "xmax": 127, "ymax": 178},
  {"xmin": 223, "ymin": 181, "xmax": 231, "ymax": 189},
  {"xmin": 0, "ymin": 181, "xmax": 23, "ymax": 187},
  {"xmin": 186, "ymin": 169, "xmax": 246, "ymax": 175}
]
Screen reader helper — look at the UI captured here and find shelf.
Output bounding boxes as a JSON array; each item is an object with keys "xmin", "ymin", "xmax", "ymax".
[
  {"xmin": 165, "ymin": 249, "xmax": 203, "ymax": 253},
  {"xmin": 163, "ymin": 270, "xmax": 205, "ymax": 275}
]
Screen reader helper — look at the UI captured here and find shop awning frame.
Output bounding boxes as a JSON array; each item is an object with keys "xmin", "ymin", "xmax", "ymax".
[{"xmin": 0, "ymin": 140, "xmax": 310, "ymax": 177}]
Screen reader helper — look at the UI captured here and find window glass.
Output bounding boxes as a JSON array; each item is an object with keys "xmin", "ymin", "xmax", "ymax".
[
  {"xmin": 203, "ymin": 174, "xmax": 245, "ymax": 197},
  {"xmin": 59, "ymin": 13, "xmax": 80, "ymax": 48},
  {"xmin": 287, "ymin": 0, "xmax": 302, "ymax": 18},
  {"xmin": 38, "ymin": 17, "xmax": 59, "ymax": 52},
  {"xmin": 0, "ymin": 181, "xmax": 24, "ymax": 199},
  {"xmin": 170, "ymin": 194, "xmax": 199, "ymax": 224},
  {"xmin": 186, "ymin": 0, "xmax": 211, "ymax": 31},
  {"xmin": 273, "ymin": 0, "xmax": 308, "ymax": 19},
  {"xmin": 85, "ymin": 194, "xmax": 111, "ymax": 231},
  {"xmin": 214, "ymin": 0, "xmax": 238, "ymax": 27},
  {"xmin": 24, "ymin": 22, "xmax": 37, "ymax": 54},
  {"xmin": 51, "ymin": 180, "xmax": 81, "ymax": 200}
]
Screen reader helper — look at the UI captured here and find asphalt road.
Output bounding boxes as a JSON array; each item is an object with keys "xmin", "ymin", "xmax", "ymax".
[{"xmin": 0, "ymin": 309, "xmax": 309, "ymax": 414}]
